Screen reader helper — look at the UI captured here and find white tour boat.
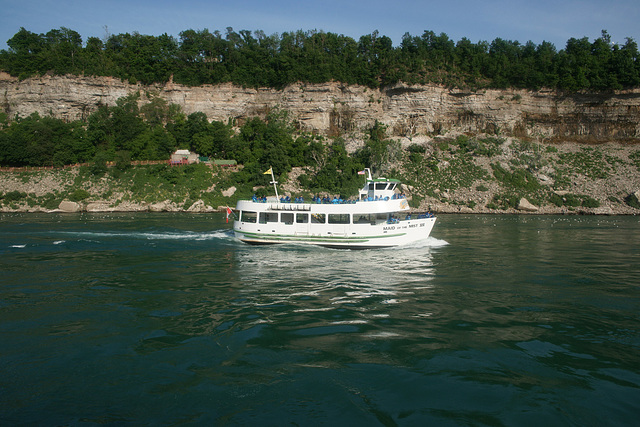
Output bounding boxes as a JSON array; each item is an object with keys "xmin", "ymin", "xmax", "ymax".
[{"xmin": 232, "ymin": 168, "xmax": 436, "ymax": 249}]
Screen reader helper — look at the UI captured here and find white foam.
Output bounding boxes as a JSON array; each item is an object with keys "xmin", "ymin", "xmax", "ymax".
[
  {"xmin": 396, "ymin": 236, "xmax": 449, "ymax": 249},
  {"xmin": 64, "ymin": 229, "xmax": 234, "ymax": 242}
]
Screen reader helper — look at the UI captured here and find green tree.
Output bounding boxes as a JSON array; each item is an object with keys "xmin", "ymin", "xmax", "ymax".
[
  {"xmin": 354, "ymin": 121, "xmax": 401, "ymax": 175},
  {"xmin": 43, "ymin": 27, "xmax": 83, "ymax": 74},
  {"xmin": 2, "ymin": 26, "xmax": 640, "ymax": 98},
  {"xmin": 309, "ymin": 139, "xmax": 363, "ymax": 196}
]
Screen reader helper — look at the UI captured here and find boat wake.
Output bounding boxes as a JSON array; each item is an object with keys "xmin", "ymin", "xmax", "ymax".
[
  {"xmin": 54, "ymin": 229, "xmax": 236, "ymax": 243},
  {"xmin": 394, "ymin": 235, "xmax": 448, "ymax": 249}
]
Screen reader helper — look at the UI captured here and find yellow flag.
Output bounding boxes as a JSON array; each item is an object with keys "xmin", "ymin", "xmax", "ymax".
[{"xmin": 263, "ymin": 167, "xmax": 273, "ymax": 175}]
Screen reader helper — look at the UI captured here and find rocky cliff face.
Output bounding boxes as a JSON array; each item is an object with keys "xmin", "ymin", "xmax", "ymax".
[{"xmin": 2, "ymin": 72, "xmax": 640, "ymax": 141}]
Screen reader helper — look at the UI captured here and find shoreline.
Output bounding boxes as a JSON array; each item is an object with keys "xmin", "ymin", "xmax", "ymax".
[
  {"xmin": 2, "ymin": 140, "xmax": 639, "ymax": 216},
  {"xmin": 1, "ymin": 201, "xmax": 637, "ymax": 216}
]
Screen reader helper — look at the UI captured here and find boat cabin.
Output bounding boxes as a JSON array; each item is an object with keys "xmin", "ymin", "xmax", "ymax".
[
  {"xmin": 238, "ymin": 210, "xmax": 399, "ymax": 226},
  {"xmin": 358, "ymin": 178, "xmax": 401, "ymax": 201}
]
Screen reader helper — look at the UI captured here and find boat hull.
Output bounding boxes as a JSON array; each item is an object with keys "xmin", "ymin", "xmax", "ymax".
[{"xmin": 233, "ymin": 217, "xmax": 436, "ymax": 249}]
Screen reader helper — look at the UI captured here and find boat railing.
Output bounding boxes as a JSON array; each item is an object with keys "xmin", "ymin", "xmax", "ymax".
[
  {"xmin": 387, "ymin": 212, "xmax": 435, "ymax": 224},
  {"xmin": 269, "ymin": 203, "xmax": 312, "ymax": 211},
  {"xmin": 251, "ymin": 194, "xmax": 407, "ymax": 205},
  {"xmin": 359, "ymin": 194, "xmax": 407, "ymax": 202}
]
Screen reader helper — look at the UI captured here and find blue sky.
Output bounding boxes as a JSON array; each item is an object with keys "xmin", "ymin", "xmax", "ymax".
[{"xmin": 1, "ymin": 0, "xmax": 639, "ymax": 51}]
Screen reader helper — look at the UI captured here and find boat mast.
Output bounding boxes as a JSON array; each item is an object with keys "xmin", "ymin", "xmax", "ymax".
[
  {"xmin": 364, "ymin": 168, "xmax": 372, "ymax": 180},
  {"xmin": 267, "ymin": 166, "xmax": 279, "ymax": 199}
]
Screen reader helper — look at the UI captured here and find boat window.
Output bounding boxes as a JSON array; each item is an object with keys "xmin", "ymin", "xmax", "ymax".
[
  {"xmin": 241, "ymin": 211, "xmax": 257, "ymax": 223},
  {"xmin": 296, "ymin": 213, "xmax": 308, "ymax": 223},
  {"xmin": 354, "ymin": 213, "xmax": 375, "ymax": 224},
  {"xmin": 328, "ymin": 214, "xmax": 350, "ymax": 224},
  {"xmin": 368, "ymin": 183, "xmax": 375, "ymax": 191},
  {"xmin": 388, "ymin": 183, "xmax": 396, "ymax": 191},
  {"xmin": 376, "ymin": 213, "xmax": 389, "ymax": 223},
  {"xmin": 311, "ymin": 213, "xmax": 326, "ymax": 224},
  {"xmin": 259, "ymin": 212, "xmax": 278, "ymax": 224},
  {"xmin": 375, "ymin": 182, "xmax": 388, "ymax": 190},
  {"xmin": 281, "ymin": 212, "xmax": 294, "ymax": 225}
]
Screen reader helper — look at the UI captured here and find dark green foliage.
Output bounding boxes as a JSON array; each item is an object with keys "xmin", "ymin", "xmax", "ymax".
[
  {"xmin": 581, "ymin": 196, "xmax": 600, "ymax": 208},
  {"xmin": 400, "ymin": 136, "xmax": 490, "ymax": 197},
  {"xmin": 41, "ymin": 193, "xmax": 61, "ymax": 210},
  {"xmin": 109, "ymin": 163, "xmax": 218, "ymax": 205},
  {"xmin": 557, "ymin": 147, "xmax": 613, "ymax": 179},
  {"xmin": 624, "ymin": 193, "xmax": 640, "ymax": 209},
  {"xmin": 222, "ymin": 110, "xmax": 310, "ymax": 186},
  {"xmin": 491, "ymin": 163, "xmax": 540, "ymax": 191},
  {"xmin": 69, "ymin": 189, "xmax": 90, "ymax": 202},
  {"xmin": 90, "ymin": 152, "xmax": 109, "ymax": 176},
  {"xmin": 0, "ymin": 113, "xmax": 90, "ymax": 166},
  {"xmin": 2, "ymin": 27, "xmax": 638, "ymax": 91},
  {"xmin": 306, "ymin": 139, "xmax": 364, "ymax": 196},
  {"xmin": 545, "ymin": 146, "xmax": 558, "ymax": 153},
  {"xmin": 491, "ymin": 193, "xmax": 520, "ymax": 210},
  {"xmin": 550, "ymin": 192, "xmax": 600, "ymax": 208},
  {"xmin": 114, "ymin": 150, "xmax": 132, "ymax": 171},
  {"xmin": 407, "ymin": 144, "xmax": 426, "ymax": 154},
  {"xmin": 475, "ymin": 138, "xmax": 504, "ymax": 157},
  {"xmin": 2, "ymin": 190, "xmax": 27, "ymax": 202},
  {"xmin": 407, "ymin": 144, "xmax": 426, "ymax": 164},
  {"xmin": 408, "ymin": 194, "xmax": 424, "ymax": 209},
  {"xmin": 353, "ymin": 121, "xmax": 401, "ymax": 176},
  {"xmin": 549, "ymin": 193, "xmax": 564, "ymax": 207},
  {"xmin": 0, "ymin": 93, "xmax": 233, "ymax": 168},
  {"xmin": 563, "ymin": 193, "xmax": 582, "ymax": 207},
  {"xmin": 441, "ymin": 136, "xmax": 504, "ymax": 157},
  {"xmin": 629, "ymin": 151, "xmax": 640, "ymax": 170}
]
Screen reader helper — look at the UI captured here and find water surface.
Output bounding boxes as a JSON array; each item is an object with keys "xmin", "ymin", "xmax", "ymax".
[{"xmin": 1, "ymin": 213, "xmax": 639, "ymax": 425}]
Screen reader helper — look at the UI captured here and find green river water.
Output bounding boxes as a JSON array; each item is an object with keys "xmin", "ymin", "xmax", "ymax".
[{"xmin": 1, "ymin": 213, "xmax": 638, "ymax": 426}]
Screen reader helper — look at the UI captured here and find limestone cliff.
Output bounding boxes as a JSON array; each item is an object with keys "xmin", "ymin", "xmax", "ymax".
[{"xmin": 2, "ymin": 72, "xmax": 639, "ymax": 141}]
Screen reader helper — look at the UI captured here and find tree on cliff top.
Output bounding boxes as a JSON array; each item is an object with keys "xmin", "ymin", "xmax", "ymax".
[{"xmin": 1, "ymin": 27, "xmax": 639, "ymax": 91}]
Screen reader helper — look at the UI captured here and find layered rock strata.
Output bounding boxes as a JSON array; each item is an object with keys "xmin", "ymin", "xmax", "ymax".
[{"xmin": 2, "ymin": 72, "xmax": 639, "ymax": 140}]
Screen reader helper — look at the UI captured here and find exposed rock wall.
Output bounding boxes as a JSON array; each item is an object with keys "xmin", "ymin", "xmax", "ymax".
[{"xmin": 2, "ymin": 72, "xmax": 639, "ymax": 140}]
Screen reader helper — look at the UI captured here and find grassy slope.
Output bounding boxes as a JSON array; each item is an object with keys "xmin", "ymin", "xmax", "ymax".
[{"xmin": 1, "ymin": 138, "xmax": 639, "ymax": 214}]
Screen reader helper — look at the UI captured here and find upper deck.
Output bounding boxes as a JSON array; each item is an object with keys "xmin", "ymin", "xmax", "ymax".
[
  {"xmin": 236, "ymin": 197, "xmax": 409, "ymax": 215},
  {"xmin": 236, "ymin": 169, "xmax": 409, "ymax": 213}
]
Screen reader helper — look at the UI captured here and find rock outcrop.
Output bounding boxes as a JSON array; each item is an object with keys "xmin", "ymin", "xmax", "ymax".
[
  {"xmin": 58, "ymin": 200, "xmax": 80, "ymax": 212},
  {"xmin": 2, "ymin": 72, "xmax": 639, "ymax": 140},
  {"xmin": 187, "ymin": 200, "xmax": 215, "ymax": 212},
  {"xmin": 517, "ymin": 198, "xmax": 539, "ymax": 212}
]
